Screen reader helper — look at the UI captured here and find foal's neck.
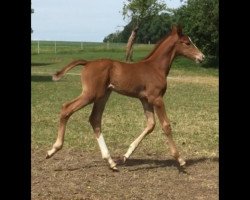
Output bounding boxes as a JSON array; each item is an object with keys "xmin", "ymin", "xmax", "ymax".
[{"xmin": 145, "ymin": 35, "xmax": 178, "ymax": 77}]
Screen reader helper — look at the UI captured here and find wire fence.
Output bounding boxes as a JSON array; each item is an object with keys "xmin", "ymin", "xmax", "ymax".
[
  {"xmin": 31, "ymin": 40, "xmax": 130, "ymax": 54},
  {"xmin": 31, "ymin": 41, "xmax": 154, "ymax": 55}
]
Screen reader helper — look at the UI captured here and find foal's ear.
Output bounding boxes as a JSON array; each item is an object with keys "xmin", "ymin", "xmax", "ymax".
[
  {"xmin": 171, "ymin": 25, "xmax": 182, "ymax": 36},
  {"xmin": 176, "ymin": 25, "xmax": 183, "ymax": 36},
  {"xmin": 171, "ymin": 25, "xmax": 178, "ymax": 34}
]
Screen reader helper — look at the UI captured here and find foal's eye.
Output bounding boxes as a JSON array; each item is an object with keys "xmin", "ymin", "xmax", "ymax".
[{"xmin": 185, "ymin": 42, "xmax": 191, "ymax": 46}]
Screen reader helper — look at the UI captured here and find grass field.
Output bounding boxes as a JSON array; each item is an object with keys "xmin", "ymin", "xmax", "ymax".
[
  {"xmin": 32, "ymin": 42, "xmax": 218, "ymax": 199},
  {"xmin": 31, "ymin": 41, "xmax": 218, "ymax": 158}
]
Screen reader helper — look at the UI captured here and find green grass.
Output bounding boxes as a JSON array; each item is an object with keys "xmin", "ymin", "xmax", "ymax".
[{"xmin": 31, "ymin": 41, "xmax": 218, "ymax": 159}]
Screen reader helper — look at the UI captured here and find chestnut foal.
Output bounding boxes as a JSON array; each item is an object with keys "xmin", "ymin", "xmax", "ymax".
[{"xmin": 46, "ymin": 26, "xmax": 205, "ymax": 171}]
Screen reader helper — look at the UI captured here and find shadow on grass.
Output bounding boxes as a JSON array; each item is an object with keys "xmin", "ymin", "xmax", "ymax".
[
  {"xmin": 57, "ymin": 156, "xmax": 218, "ymax": 173},
  {"xmin": 118, "ymin": 156, "xmax": 218, "ymax": 173},
  {"xmin": 31, "ymin": 62, "xmax": 54, "ymax": 67},
  {"xmin": 124, "ymin": 156, "xmax": 218, "ymax": 167},
  {"xmin": 31, "ymin": 75, "xmax": 52, "ymax": 82}
]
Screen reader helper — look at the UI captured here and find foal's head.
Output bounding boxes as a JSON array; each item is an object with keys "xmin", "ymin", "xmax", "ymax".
[{"xmin": 172, "ymin": 26, "xmax": 205, "ymax": 63}]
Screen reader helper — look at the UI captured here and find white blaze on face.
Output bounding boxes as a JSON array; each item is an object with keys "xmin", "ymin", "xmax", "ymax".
[
  {"xmin": 188, "ymin": 36, "xmax": 205, "ymax": 62},
  {"xmin": 188, "ymin": 36, "xmax": 198, "ymax": 49}
]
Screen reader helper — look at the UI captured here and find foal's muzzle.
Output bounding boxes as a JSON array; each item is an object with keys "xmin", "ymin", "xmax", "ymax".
[{"xmin": 195, "ymin": 53, "xmax": 205, "ymax": 63}]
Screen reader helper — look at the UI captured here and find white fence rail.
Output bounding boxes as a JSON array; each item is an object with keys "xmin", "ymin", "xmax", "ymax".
[{"xmin": 31, "ymin": 40, "xmax": 126, "ymax": 54}]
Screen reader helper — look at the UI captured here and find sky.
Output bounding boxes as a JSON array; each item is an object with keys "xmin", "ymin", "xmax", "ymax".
[{"xmin": 31, "ymin": 0, "xmax": 183, "ymax": 42}]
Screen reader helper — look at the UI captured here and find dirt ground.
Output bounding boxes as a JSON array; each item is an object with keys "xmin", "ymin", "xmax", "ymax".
[{"xmin": 32, "ymin": 148, "xmax": 218, "ymax": 200}]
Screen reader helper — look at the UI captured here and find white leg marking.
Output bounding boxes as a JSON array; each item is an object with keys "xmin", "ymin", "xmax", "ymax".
[
  {"xmin": 46, "ymin": 139, "xmax": 63, "ymax": 158},
  {"xmin": 124, "ymin": 131, "xmax": 147, "ymax": 159},
  {"xmin": 108, "ymin": 84, "xmax": 115, "ymax": 89},
  {"xmin": 96, "ymin": 133, "xmax": 116, "ymax": 169},
  {"xmin": 97, "ymin": 133, "xmax": 110, "ymax": 159}
]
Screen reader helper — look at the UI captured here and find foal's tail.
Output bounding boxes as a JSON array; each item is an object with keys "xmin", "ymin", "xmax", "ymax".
[{"xmin": 52, "ymin": 59, "xmax": 88, "ymax": 81}]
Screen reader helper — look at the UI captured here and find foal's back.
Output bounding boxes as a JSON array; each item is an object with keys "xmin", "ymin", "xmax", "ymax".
[{"xmin": 82, "ymin": 58, "xmax": 164, "ymax": 99}]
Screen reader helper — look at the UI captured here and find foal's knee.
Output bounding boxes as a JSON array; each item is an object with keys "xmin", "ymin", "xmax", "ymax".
[
  {"xmin": 162, "ymin": 122, "xmax": 172, "ymax": 135},
  {"xmin": 147, "ymin": 119, "xmax": 156, "ymax": 133},
  {"xmin": 89, "ymin": 115, "xmax": 101, "ymax": 134},
  {"xmin": 152, "ymin": 97, "xmax": 164, "ymax": 108},
  {"xmin": 60, "ymin": 104, "xmax": 71, "ymax": 122}
]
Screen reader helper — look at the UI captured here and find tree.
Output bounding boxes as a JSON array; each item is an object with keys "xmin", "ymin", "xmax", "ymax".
[
  {"xmin": 122, "ymin": 0, "xmax": 167, "ymax": 61},
  {"xmin": 122, "ymin": 0, "xmax": 166, "ymax": 27},
  {"xmin": 171, "ymin": 0, "xmax": 219, "ymax": 65},
  {"xmin": 104, "ymin": 0, "xmax": 219, "ymax": 67},
  {"xmin": 125, "ymin": 26, "xmax": 139, "ymax": 61},
  {"xmin": 136, "ymin": 13, "xmax": 172, "ymax": 43},
  {"xmin": 103, "ymin": 13, "xmax": 172, "ymax": 44},
  {"xmin": 31, "ymin": 7, "xmax": 34, "ymax": 33}
]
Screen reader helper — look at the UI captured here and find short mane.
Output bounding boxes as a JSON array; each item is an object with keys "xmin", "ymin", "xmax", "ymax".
[{"xmin": 142, "ymin": 33, "xmax": 171, "ymax": 61}]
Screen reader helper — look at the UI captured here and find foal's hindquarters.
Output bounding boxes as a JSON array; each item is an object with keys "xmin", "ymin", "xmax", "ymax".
[
  {"xmin": 46, "ymin": 61, "xmax": 120, "ymax": 170},
  {"xmin": 46, "ymin": 60, "xmax": 186, "ymax": 171}
]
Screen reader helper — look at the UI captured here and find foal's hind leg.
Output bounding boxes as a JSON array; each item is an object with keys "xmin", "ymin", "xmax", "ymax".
[
  {"xmin": 153, "ymin": 97, "xmax": 186, "ymax": 166},
  {"xmin": 122, "ymin": 99, "xmax": 156, "ymax": 163},
  {"xmin": 89, "ymin": 91, "xmax": 118, "ymax": 171},
  {"xmin": 46, "ymin": 92, "xmax": 93, "ymax": 159}
]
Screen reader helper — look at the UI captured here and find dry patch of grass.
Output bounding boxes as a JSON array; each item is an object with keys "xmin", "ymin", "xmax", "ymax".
[{"xmin": 168, "ymin": 75, "xmax": 218, "ymax": 87}]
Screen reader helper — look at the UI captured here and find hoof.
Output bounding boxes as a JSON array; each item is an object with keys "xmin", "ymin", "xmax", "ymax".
[
  {"xmin": 46, "ymin": 147, "xmax": 59, "ymax": 159},
  {"xmin": 109, "ymin": 161, "xmax": 119, "ymax": 172},
  {"xmin": 123, "ymin": 156, "xmax": 127, "ymax": 163},
  {"xmin": 178, "ymin": 157, "xmax": 186, "ymax": 166},
  {"xmin": 111, "ymin": 166, "xmax": 119, "ymax": 172},
  {"xmin": 46, "ymin": 152, "xmax": 51, "ymax": 159},
  {"xmin": 52, "ymin": 74, "xmax": 61, "ymax": 81},
  {"xmin": 46, "ymin": 149, "xmax": 55, "ymax": 159},
  {"xmin": 114, "ymin": 156, "xmax": 127, "ymax": 165}
]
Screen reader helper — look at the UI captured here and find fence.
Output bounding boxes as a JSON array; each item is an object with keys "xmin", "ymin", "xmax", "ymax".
[
  {"xmin": 31, "ymin": 41, "xmax": 129, "ymax": 54},
  {"xmin": 31, "ymin": 40, "xmax": 154, "ymax": 55}
]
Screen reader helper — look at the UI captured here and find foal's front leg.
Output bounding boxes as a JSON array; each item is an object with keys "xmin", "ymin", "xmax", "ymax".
[
  {"xmin": 123, "ymin": 99, "xmax": 155, "ymax": 163},
  {"xmin": 153, "ymin": 97, "xmax": 186, "ymax": 166}
]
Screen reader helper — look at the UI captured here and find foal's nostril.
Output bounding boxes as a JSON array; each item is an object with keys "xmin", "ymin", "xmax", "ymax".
[{"xmin": 195, "ymin": 53, "xmax": 205, "ymax": 63}]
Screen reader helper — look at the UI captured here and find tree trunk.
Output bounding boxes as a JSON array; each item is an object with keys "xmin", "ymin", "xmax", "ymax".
[{"xmin": 125, "ymin": 26, "xmax": 139, "ymax": 62}]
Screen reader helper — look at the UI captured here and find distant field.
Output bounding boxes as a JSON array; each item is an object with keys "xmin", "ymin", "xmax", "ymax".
[{"xmin": 31, "ymin": 41, "xmax": 153, "ymax": 60}]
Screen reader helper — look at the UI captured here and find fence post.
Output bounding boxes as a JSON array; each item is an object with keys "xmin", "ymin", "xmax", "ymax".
[
  {"xmin": 107, "ymin": 41, "xmax": 110, "ymax": 50},
  {"xmin": 81, "ymin": 42, "xmax": 83, "ymax": 50},
  {"xmin": 54, "ymin": 41, "xmax": 57, "ymax": 54},
  {"xmin": 37, "ymin": 40, "xmax": 40, "ymax": 54}
]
